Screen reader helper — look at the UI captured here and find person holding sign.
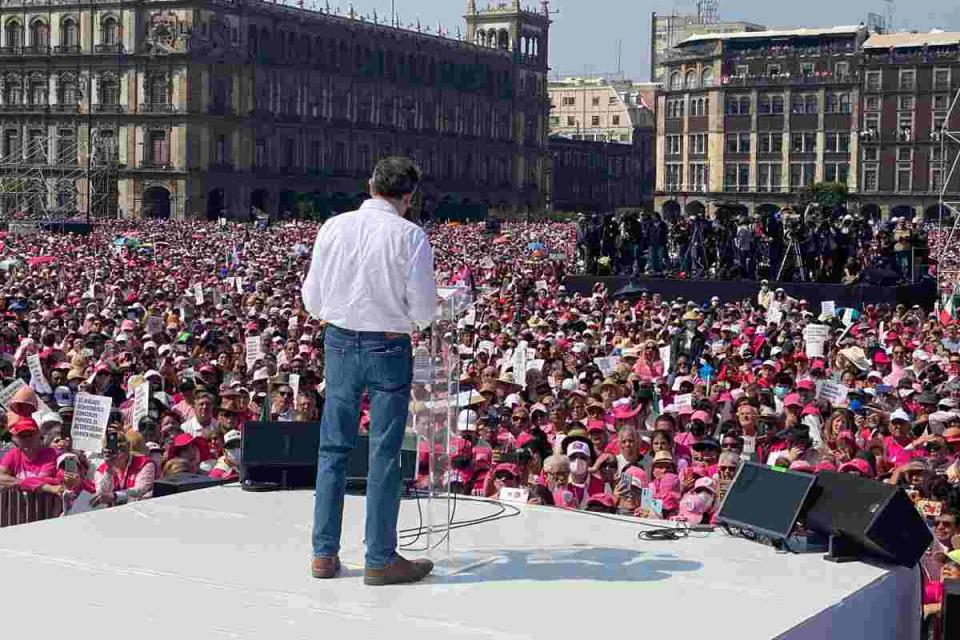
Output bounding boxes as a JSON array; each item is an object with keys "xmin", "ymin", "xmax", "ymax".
[{"xmin": 302, "ymin": 157, "xmax": 437, "ymax": 586}]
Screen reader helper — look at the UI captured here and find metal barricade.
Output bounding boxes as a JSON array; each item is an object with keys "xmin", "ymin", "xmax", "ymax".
[{"xmin": 0, "ymin": 486, "xmax": 63, "ymax": 527}]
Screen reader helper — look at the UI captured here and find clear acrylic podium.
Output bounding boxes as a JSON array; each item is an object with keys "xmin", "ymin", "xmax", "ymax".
[{"xmin": 407, "ymin": 285, "xmax": 473, "ymax": 560}]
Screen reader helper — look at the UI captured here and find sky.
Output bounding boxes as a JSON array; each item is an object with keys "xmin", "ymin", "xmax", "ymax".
[{"xmin": 332, "ymin": 0, "xmax": 960, "ymax": 80}]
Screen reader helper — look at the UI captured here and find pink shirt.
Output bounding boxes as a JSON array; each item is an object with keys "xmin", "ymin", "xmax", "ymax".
[{"xmin": 0, "ymin": 447, "xmax": 59, "ymax": 490}]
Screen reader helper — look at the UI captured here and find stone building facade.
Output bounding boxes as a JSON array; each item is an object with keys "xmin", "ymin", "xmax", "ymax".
[{"xmin": 0, "ymin": 0, "xmax": 551, "ymax": 220}]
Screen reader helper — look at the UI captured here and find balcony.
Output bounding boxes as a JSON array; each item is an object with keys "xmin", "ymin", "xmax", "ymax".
[
  {"xmin": 54, "ymin": 44, "xmax": 81, "ymax": 54},
  {"xmin": 49, "ymin": 103, "xmax": 78, "ymax": 113},
  {"xmin": 140, "ymin": 103, "xmax": 175, "ymax": 113},
  {"xmin": 140, "ymin": 159, "xmax": 170, "ymax": 169},
  {"xmin": 94, "ymin": 103, "xmax": 125, "ymax": 113},
  {"xmin": 94, "ymin": 44, "xmax": 123, "ymax": 54},
  {"xmin": 721, "ymin": 72, "xmax": 860, "ymax": 88},
  {"xmin": 0, "ymin": 46, "xmax": 21, "ymax": 56},
  {"xmin": 23, "ymin": 45, "xmax": 50, "ymax": 55}
]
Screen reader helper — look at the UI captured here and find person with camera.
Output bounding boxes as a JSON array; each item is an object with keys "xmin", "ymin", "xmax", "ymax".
[{"xmin": 91, "ymin": 428, "xmax": 156, "ymax": 508}]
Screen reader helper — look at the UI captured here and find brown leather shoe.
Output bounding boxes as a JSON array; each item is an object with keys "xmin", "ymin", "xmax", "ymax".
[
  {"xmin": 311, "ymin": 555, "xmax": 341, "ymax": 579},
  {"xmin": 363, "ymin": 554, "xmax": 434, "ymax": 586}
]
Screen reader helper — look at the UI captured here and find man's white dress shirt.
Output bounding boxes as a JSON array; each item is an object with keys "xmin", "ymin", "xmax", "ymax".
[{"xmin": 301, "ymin": 198, "xmax": 437, "ymax": 334}]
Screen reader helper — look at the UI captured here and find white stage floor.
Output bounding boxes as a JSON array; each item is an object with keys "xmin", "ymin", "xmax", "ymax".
[{"xmin": 0, "ymin": 486, "xmax": 920, "ymax": 639}]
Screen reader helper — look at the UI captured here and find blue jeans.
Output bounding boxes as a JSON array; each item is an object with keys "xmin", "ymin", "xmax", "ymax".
[{"xmin": 312, "ymin": 325, "xmax": 412, "ymax": 569}]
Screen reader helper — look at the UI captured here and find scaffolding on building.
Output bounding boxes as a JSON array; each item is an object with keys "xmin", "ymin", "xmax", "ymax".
[
  {"xmin": 936, "ymin": 86, "xmax": 960, "ymax": 303},
  {"xmin": 0, "ymin": 134, "xmax": 118, "ymax": 221}
]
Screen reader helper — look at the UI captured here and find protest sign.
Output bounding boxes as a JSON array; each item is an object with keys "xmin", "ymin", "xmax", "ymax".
[
  {"xmin": 842, "ymin": 308, "xmax": 855, "ymax": 326},
  {"xmin": 245, "ymin": 335, "xmax": 263, "ymax": 369},
  {"xmin": 498, "ymin": 487, "xmax": 530, "ymax": 505},
  {"xmin": 816, "ymin": 380, "xmax": 849, "ymax": 405},
  {"xmin": 805, "ymin": 339, "xmax": 825, "ymax": 358},
  {"xmin": 289, "ymin": 373, "xmax": 300, "ymax": 402},
  {"xmin": 26, "ymin": 354, "xmax": 52, "ymax": 395},
  {"xmin": 821, "ymin": 301, "xmax": 836, "ymax": 317},
  {"xmin": 0, "ymin": 378, "xmax": 26, "ymax": 408},
  {"xmin": 768, "ymin": 309, "xmax": 783, "ymax": 325},
  {"xmin": 71, "ymin": 393, "xmax": 112, "ymax": 454},
  {"xmin": 235, "ymin": 277, "xmax": 244, "ymax": 294},
  {"xmin": 535, "ymin": 280, "xmax": 548, "ymax": 291},
  {"xmin": 194, "ymin": 284, "xmax": 204, "ymax": 305},
  {"xmin": 659, "ymin": 345, "xmax": 672, "ymax": 372},
  {"xmin": 132, "ymin": 382, "xmax": 150, "ymax": 431},
  {"xmin": 674, "ymin": 393, "xmax": 693, "ymax": 410},
  {"xmin": 512, "ymin": 341, "xmax": 528, "ymax": 377},
  {"xmin": 803, "ymin": 324, "xmax": 831, "ymax": 343},
  {"xmin": 477, "ymin": 340, "xmax": 495, "ymax": 355},
  {"xmin": 593, "ymin": 356, "xmax": 618, "ymax": 377},
  {"xmin": 181, "ymin": 417, "xmax": 202, "ymax": 436},
  {"xmin": 526, "ymin": 359, "xmax": 545, "ymax": 373},
  {"xmin": 711, "ymin": 340, "xmax": 726, "ymax": 356}
]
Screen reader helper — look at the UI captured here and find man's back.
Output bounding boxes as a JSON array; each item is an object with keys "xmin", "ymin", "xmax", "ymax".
[{"xmin": 302, "ymin": 198, "xmax": 437, "ymax": 334}]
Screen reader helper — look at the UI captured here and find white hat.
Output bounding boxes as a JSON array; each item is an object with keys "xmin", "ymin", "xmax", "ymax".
[
  {"xmin": 56, "ymin": 452, "xmax": 79, "ymax": 468},
  {"xmin": 158, "ymin": 344, "xmax": 173, "ymax": 356},
  {"xmin": 866, "ymin": 370, "xmax": 883, "ymax": 380},
  {"xmin": 503, "ymin": 393, "xmax": 522, "ymax": 409},
  {"xmin": 457, "ymin": 409, "xmax": 478, "ymax": 432},
  {"xmin": 565, "ymin": 440, "xmax": 591, "ymax": 458},
  {"xmin": 143, "ymin": 341, "xmax": 158, "ymax": 352},
  {"xmin": 912, "ymin": 350, "xmax": 930, "ymax": 361},
  {"xmin": 223, "ymin": 430, "xmax": 242, "ymax": 446},
  {"xmin": 252, "ymin": 367, "xmax": 269, "ymax": 382},
  {"xmin": 144, "ymin": 369, "xmax": 162, "ymax": 381},
  {"xmin": 890, "ymin": 409, "xmax": 911, "ymax": 423}
]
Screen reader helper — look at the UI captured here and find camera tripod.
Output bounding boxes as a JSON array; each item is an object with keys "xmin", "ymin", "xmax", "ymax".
[
  {"xmin": 776, "ymin": 239, "xmax": 808, "ymax": 283},
  {"xmin": 680, "ymin": 220, "xmax": 708, "ymax": 277}
]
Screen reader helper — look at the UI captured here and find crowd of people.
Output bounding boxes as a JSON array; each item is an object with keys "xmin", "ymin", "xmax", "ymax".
[
  {"xmin": 0, "ymin": 214, "xmax": 956, "ymax": 633},
  {"xmin": 576, "ymin": 207, "xmax": 932, "ymax": 286}
]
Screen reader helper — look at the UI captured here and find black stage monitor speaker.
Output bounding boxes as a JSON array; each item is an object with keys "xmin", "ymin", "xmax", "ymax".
[
  {"xmin": 802, "ymin": 470, "xmax": 933, "ymax": 567},
  {"xmin": 943, "ymin": 580, "xmax": 960, "ymax": 640},
  {"xmin": 716, "ymin": 461, "xmax": 816, "ymax": 541},
  {"xmin": 241, "ymin": 421, "xmax": 416, "ymax": 490},
  {"xmin": 154, "ymin": 473, "xmax": 228, "ymax": 497}
]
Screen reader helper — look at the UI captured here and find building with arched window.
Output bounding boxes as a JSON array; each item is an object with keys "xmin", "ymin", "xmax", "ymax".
[{"xmin": 0, "ymin": 0, "xmax": 551, "ymax": 219}]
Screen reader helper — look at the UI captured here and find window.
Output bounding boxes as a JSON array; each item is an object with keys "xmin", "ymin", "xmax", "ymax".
[
  {"xmin": 792, "ymin": 93, "xmax": 818, "ymax": 114},
  {"xmin": 666, "ymin": 98, "xmax": 684, "ymax": 119},
  {"xmin": 148, "ymin": 75, "xmax": 167, "ymax": 105},
  {"xmin": 611, "ymin": 115, "xmax": 620, "ymax": 126},
  {"xmin": 725, "ymin": 95, "xmax": 750, "ymax": 115},
  {"xmin": 899, "ymin": 69, "xmax": 916, "ymax": 91},
  {"xmin": 609, "ymin": 96, "xmax": 618, "ymax": 105},
  {"xmin": 27, "ymin": 128, "xmax": 44, "ymax": 162},
  {"xmin": 897, "ymin": 113, "xmax": 913, "ymax": 141},
  {"xmin": 865, "ymin": 70, "xmax": 881, "ymax": 92},
  {"xmin": 101, "ymin": 17, "xmax": 119, "ymax": 46},
  {"xmin": 757, "ymin": 163, "xmax": 781, "ymax": 192},
  {"xmin": 767, "ymin": 63, "xmax": 781, "ymax": 75},
  {"xmin": 3, "ymin": 78, "xmax": 22, "ymax": 105},
  {"xmin": 60, "ymin": 18, "xmax": 78, "ymax": 48},
  {"xmin": 591, "ymin": 115, "xmax": 600, "ymax": 126},
  {"xmin": 5, "ymin": 20, "xmax": 23, "ymax": 49},
  {"xmin": 759, "ymin": 132, "xmax": 782, "ymax": 154},
  {"xmin": 898, "ymin": 95, "xmax": 915, "ymax": 111},
  {"xmin": 934, "ymin": 112, "xmax": 947, "ymax": 133},
  {"xmin": 824, "ymin": 162, "xmax": 848, "ymax": 184},
  {"xmin": 566, "ymin": 116, "xmax": 575, "ymax": 126},
  {"xmin": 864, "ymin": 113, "xmax": 880, "ymax": 134},
  {"xmin": 688, "ymin": 162, "xmax": 708, "ymax": 192},
  {"xmin": 863, "ymin": 147, "xmax": 879, "ymax": 161},
  {"xmin": 865, "ymin": 95, "xmax": 880, "ymax": 111},
  {"xmin": 824, "ymin": 132, "xmax": 850, "ymax": 154},
  {"xmin": 826, "ymin": 92, "xmax": 851, "ymax": 114},
  {"xmin": 835, "ymin": 62, "xmax": 849, "ymax": 79},
  {"xmin": 561, "ymin": 96, "xmax": 575, "ymax": 106},
  {"xmin": 690, "ymin": 96, "xmax": 708, "ymax": 116},
  {"xmin": 896, "ymin": 163, "xmax": 912, "ymax": 191},
  {"xmin": 666, "ymin": 134, "xmax": 682, "ymax": 156},
  {"xmin": 862, "ymin": 164, "xmax": 879, "ymax": 192},
  {"xmin": 932, "ymin": 146, "xmax": 944, "ymax": 163},
  {"xmin": 759, "ymin": 93, "xmax": 784, "ymax": 115},
  {"xmin": 3, "ymin": 129, "xmax": 19, "ymax": 160},
  {"xmin": 688, "ymin": 133, "xmax": 706, "ymax": 155},
  {"xmin": 149, "ymin": 130, "xmax": 167, "ymax": 164},
  {"xmin": 215, "ymin": 135, "xmax": 226, "ymax": 164},
  {"xmin": 897, "ymin": 147, "xmax": 913, "ymax": 162},
  {"xmin": 58, "ymin": 77, "xmax": 78, "ymax": 104},
  {"xmin": 789, "ymin": 162, "xmax": 816, "ymax": 189},
  {"xmin": 724, "ymin": 162, "xmax": 750, "ymax": 192},
  {"xmin": 701, "ymin": 68, "xmax": 714, "ymax": 87},
  {"xmin": 591, "ymin": 96, "xmax": 600, "ymax": 106},
  {"xmin": 791, "ymin": 132, "xmax": 815, "ymax": 154},
  {"xmin": 934, "ymin": 68, "xmax": 951, "ymax": 91},
  {"xmin": 725, "ymin": 133, "xmax": 750, "ymax": 154},
  {"xmin": 57, "ymin": 128, "xmax": 74, "ymax": 164},
  {"xmin": 684, "ymin": 69, "xmax": 697, "ymax": 89},
  {"xmin": 30, "ymin": 20, "xmax": 49, "ymax": 49},
  {"xmin": 665, "ymin": 163, "xmax": 682, "ymax": 190},
  {"xmin": 932, "ymin": 166, "xmax": 945, "ymax": 192},
  {"xmin": 735, "ymin": 65, "xmax": 748, "ymax": 77},
  {"xmin": 669, "ymin": 72, "xmax": 681, "ymax": 91},
  {"xmin": 800, "ymin": 62, "xmax": 815, "ymax": 77},
  {"xmin": 934, "ymin": 94, "xmax": 951, "ymax": 111},
  {"xmin": 29, "ymin": 79, "xmax": 47, "ymax": 106},
  {"xmin": 98, "ymin": 74, "xmax": 118, "ymax": 105},
  {"xmin": 549, "ymin": 116, "xmax": 559, "ymax": 126}
]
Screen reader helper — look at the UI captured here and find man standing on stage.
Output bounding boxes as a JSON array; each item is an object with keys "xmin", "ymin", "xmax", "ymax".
[{"xmin": 302, "ymin": 156, "xmax": 438, "ymax": 586}]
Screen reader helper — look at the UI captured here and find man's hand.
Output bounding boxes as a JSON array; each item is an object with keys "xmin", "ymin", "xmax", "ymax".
[{"xmin": 90, "ymin": 492, "xmax": 115, "ymax": 508}]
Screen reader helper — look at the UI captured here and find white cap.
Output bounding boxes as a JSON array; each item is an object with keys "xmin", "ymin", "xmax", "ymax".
[
  {"xmin": 224, "ymin": 429, "xmax": 242, "ymax": 446},
  {"xmin": 890, "ymin": 409, "xmax": 911, "ymax": 423},
  {"xmin": 143, "ymin": 341, "xmax": 158, "ymax": 351},
  {"xmin": 504, "ymin": 393, "xmax": 522, "ymax": 408},
  {"xmin": 912, "ymin": 349, "xmax": 930, "ymax": 361},
  {"xmin": 253, "ymin": 367, "xmax": 269, "ymax": 382}
]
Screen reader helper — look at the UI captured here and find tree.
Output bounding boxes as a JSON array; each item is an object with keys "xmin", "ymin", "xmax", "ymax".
[{"xmin": 795, "ymin": 181, "xmax": 849, "ymax": 213}]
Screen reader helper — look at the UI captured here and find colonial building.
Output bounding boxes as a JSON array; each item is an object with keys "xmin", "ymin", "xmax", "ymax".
[
  {"xmin": 859, "ymin": 32, "xmax": 960, "ymax": 221},
  {"xmin": 0, "ymin": 0, "xmax": 551, "ymax": 220},
  {"xmin": 549, "ymin": 133, "xmax": 653, "ymax": 213},
  {"xmin": 654, "ymin": 25, "xmax": 960, "ymax": 221},
  {"xmin": 654, "ymin": 26, "xmax": 868, "ymax": 219},
  {"xmin": 547, "ymin": 75, "xmax": 655, "ymax": 143}
]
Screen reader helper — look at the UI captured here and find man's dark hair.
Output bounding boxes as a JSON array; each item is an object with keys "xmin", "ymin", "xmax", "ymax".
[{"xmin": 370, "ymin": 156, "xmax": 421, "ymax": 198}]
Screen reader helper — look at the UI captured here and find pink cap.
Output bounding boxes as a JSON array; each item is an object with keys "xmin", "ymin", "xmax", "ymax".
[
  {"xmin": 784, "ymin": 393, "xmax": 802, "ymax": 408},
  {"xmin": 691, "ymin": 410, "xmax": 712, "ymax": 424}
]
